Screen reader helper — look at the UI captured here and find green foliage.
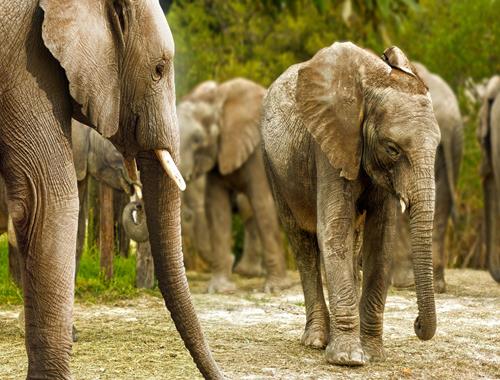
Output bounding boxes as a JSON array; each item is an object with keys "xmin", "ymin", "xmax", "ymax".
[
  {"xmin": 0, "ymin": 235, "xmax": 154, "ymax": 305},
  {"xmin": 0, "ymin": 236, "xmax": 23, "ymax": 305},
  {"xmin": 169, "ymin": 0, "xmax": 498, "ymax": 268}
]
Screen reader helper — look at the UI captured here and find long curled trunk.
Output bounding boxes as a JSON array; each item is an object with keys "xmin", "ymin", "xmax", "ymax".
[
  {"xmin": 409, "ymin": 172, "xmax": 437, "ymax": 340},
  {"xmin": 138, "ymin": 153, "xmax": 222, "ymax": 379}
]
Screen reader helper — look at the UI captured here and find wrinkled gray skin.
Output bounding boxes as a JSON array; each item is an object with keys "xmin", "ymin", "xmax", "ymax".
[
  {"xmin": 0, "ymin": 1, "xmax": 221, "ymax": 379},
  {"xmin": 391, "ymin": 63, "xmax": 464, "ymax": 293},
  {"xmin": 262, "ymin": 42, "xmax": 440, "ymax": 366},
  {"xmin": 478, "ymin": 75, "xmax": 500, "ymax": 283},
  {"xmin": 178, "ymin": 78, "xmax": 289, "ymax": 293},
  {"xmin": 181, "ymin": 177, "xmax": 264, "ymax": 276}
]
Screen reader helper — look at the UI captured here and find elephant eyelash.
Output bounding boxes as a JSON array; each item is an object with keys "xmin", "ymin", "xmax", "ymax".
[{"xmin": 152, "ymin": 61, "xmax": 166, "ymax": 82}]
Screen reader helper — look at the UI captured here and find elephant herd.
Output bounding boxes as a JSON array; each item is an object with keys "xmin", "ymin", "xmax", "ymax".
[{"xmin": 0, "ymin": 1, "xmax": 498, "ymax": 379}]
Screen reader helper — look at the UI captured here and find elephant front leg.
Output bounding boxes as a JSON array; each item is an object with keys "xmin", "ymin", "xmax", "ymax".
[
  {"xmin": 1, "ymin": 129, "xmax": 78, "ymax": 378},
  {"xmin": 317, "ymin": 171, "xmax": 364, "ymax": 366},
  {"xmin": 359, "ymin": 194, "xmax": 396, "ymax": 362},
  {"xmin": 205, "ymin": 175, "xmax": 236, "ymax": 293}
]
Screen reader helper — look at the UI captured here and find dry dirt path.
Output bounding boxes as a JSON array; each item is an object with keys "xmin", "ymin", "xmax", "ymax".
[{"xmin": 1, "ymin": 269, "xmax": 499, "ymax": 379}]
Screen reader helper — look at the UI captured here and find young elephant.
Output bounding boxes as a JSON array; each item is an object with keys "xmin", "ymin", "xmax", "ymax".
[
  {"xmin": 262, "ymin": 42, "xmax": 440, "ymax": 365},
  {"xmin": 478, "ymin": 75, "xmax": 500, "ymax": 283},
  {"xmin": 178, "ymin": 78, "xmax": 289, "ymax": 293},
  {"xmin": 391, "ymin": 63, "xmax": 464, "ymax": 293}
]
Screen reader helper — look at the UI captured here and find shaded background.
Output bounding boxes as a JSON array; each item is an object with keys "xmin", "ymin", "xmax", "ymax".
[{"xmin": 168, "ymin": 0, "xmax": 499, "ymax": 270}]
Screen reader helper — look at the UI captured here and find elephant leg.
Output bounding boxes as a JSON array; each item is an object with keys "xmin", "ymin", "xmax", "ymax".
[
  {"xmin": 234, "ymin": 194, "xmax": 264, "ymax": 277},
  {"xmin": 432, "ymin": 148, "xmax": 451, "ymax": 293},
  {"xmin": 75, "ymin": 178, "xmax": 88, "ymax": 281},
  {"xmin": 359, "ymin": 194, "xmax": 395, "ymax": 362},
  {"xmin": 484, "ymin": 173, "xmax": 500, "ymax": 281},
  {"xmin": 390, "ymin": 213, "xmax": 414, "ymax": 289},
  {"xmin": 205, "ymin": 174, "xmax": 236, "ymax": 293},
  {"xmin": 245, "ymin": 153, "xmax": 289, "ymax": 292},
  {"xmin": 0, "ymin": 108, "xmax": 78, "ymax": 378},
  {"xmin": 7, "ymin": 216, "xmax": 22, "ymax": 288}
]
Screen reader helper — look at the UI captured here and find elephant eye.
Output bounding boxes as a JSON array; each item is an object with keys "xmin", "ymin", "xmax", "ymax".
[
  {"xmin": 385, "ymin": 142, "xmax": 401, "ymax": 159},
  {"xmin": 153, "ymin": 62, "xmax": 165, "ymax": 81}
]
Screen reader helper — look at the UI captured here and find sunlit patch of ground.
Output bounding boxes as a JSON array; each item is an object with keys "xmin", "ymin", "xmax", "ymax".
[{"xmin": 0, "ymin": 269, "xmax": 499, "ymax": 379}]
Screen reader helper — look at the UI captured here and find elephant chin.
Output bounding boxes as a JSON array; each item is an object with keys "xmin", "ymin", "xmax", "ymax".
[{"xmin": 121, "ymin": 201, "xmax": 149, "ymax": 243}]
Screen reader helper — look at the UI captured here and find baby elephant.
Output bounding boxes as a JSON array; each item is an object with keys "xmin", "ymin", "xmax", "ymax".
[{"xmin": 262, "ymin": 42, "xmax": 440, "ymax": 365}]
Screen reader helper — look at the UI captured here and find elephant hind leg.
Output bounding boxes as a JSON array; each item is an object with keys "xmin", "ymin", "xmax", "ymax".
[{"xmin": 274, "ymin": 189, "xmax": 328, "ymax": 348}]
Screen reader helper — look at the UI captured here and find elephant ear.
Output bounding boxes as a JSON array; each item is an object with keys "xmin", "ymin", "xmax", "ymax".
[
  {"xmin": 39, "ymin": 0, "xmax": 128, "ymax": 138},
  {"xmin": 382, "ymin": 46, "xmax": 418, "ymax": 77},
  {"xmin": 296, "ymin": 42, "xmax": 365, "ymax": 180},
  {"xmin": 216, "ymin": 79, "xmax": 265, "ymax": 175},
  {"xmin": 479, "ymin": 76, "xmax": 500, "ymax": 143}
]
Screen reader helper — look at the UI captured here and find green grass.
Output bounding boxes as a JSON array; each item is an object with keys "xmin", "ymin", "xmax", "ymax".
[{"xmin": 0, "ymin": 234, "xmax": 159, "ymax": 305}]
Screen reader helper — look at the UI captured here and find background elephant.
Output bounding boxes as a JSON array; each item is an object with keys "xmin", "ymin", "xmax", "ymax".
[
  {"xmin": 72, "ymin": 120, "xmax": 147, "ymax": 274},
  {"xmin": 0, "ymin": 1, "xmax": 221, "ymax": 379},
  {"xmin": 262, "ymin": 43, "xmax": 440, "ymax": 366},
  {"xmin": 181, "ymin": 176, "xmax": 264, "ymax": 276},
  {"xmin": 178, "ymin": 78, "xmax": 289, "ymax": 293},
  {"xmin": 478, "ymin": 75, "xmax": 500, "ymax": 283},
  {"xmin": 391, "ymin": 63, "xmax": 464, "ymax": 293}
]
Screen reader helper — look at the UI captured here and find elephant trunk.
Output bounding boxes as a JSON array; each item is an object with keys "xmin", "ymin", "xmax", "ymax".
[
  {"xmin": 408, "ymin": 168, "xmax": 437, "ymax": 341},
  {"xmin": 121, "ymin": 201, "xmax": 149, "ymax": 243},
  {"xmin": 138, "ymin": 153, "xmax": 223, "ymax": 380}
]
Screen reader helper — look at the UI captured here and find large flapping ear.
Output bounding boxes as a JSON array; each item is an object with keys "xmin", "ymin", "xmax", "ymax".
[
  {"xmin": 479, "ymin": 76, "xmax": 500, "ymax": 143},
  {"xmin": 216, "ymin": 78, "xmax": 265, "ymax": 175},
  {"xmin": 382, "ymin": 46, "xmax": 418, "ymax": 77},
  {"xmin": 39, "ymin": 0, "xmax": 129, "ymax": 138},
  {"xmin": 296, "ymin": 42, "xmax": 365, "ymax": 180}
]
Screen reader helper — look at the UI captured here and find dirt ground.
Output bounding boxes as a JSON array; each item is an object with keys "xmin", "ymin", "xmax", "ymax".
[{"xmin": 0, "ymin": 269, "xmax": 499, "ymax": 379}]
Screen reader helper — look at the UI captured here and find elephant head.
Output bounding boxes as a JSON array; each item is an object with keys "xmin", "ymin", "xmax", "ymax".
[
  {"xmin": 39, "ymin": 1, "xmax": 221, "ymax": 377},
  {"xmin": 296, "ymin": 43, "xmax": 440, "ymax": 340},
  {"xmin": 178, "ymin": 78, "xmax": 266, "ymax": 181}
]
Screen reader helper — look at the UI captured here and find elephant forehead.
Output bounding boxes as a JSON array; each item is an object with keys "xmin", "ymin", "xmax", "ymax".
[{"xmin": 142, "ymin": 0, "xmax": 175, "ymax": 55}]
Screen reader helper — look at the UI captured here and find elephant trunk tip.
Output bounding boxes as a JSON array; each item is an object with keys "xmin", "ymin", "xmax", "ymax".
[{"xmin": 414, "ymin": 315, "xmax": 436, "ymax": 341}]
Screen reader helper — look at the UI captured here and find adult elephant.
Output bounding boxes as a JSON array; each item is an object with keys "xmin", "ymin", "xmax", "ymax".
[
  {"xmin": 0, "ymin": 1, "xmax": 221, "ymax": 379},
  {"xmin": 391, "ymin": 63, "xmax": 464, "ymax": 293},
  {"xmin": 262, "ymin": 43, "xmax": 440, "ymax": 366},
  {"xmin": 478, "ymin": 75, "xmax": 500, "ymax": 283},
  {"xmin": 178, "ymin": 78, "xmax": 289, "ymax": 293}
]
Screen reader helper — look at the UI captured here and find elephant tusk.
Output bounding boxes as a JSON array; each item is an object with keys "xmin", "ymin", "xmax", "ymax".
[
  {"xmin": 155, "ymin": 150, "xmax": 187, "ymax": 191},
  {"xmin": 133, "ymin": 184, "xmax": 143, "ymax": 201},
  {"xmin": 400, "ymin": 198, "xmax": 407, "ymax": 214}
]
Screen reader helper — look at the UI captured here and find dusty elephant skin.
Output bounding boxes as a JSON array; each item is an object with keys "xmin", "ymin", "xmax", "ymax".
[
  {"xmin": 262, "ymin": 42, "xmax": 440, "ymax": 366},
  {"xmin": 478, "ymin": 75, "xmax": 500, "ymax": 283},
  {"xmin": 0, "ymin": 1, "xmax": 222, "ymax": 379},
  {"xmin": 391, "ymin": 63, "xmax": 464, "ymax": 293},
  {"xmin": 178, "ymin": 78, "xmax": 289, "ymax": 293}
]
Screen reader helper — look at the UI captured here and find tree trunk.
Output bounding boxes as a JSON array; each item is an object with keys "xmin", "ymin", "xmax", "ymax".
[
  {"xmin": 100, "ymin": 183, "xmax": 114, "ymax": 280},
  {"xmin": 87, "ymin": 176, "xmax": 100, "ymax": 249}
]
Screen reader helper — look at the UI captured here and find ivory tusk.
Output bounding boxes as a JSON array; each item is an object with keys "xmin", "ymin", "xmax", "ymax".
[
  {"xmin": 132, "ymin": 184, "xmax": 143, "ymax": 201},
  {"xmin": 155, "ymin": 150, "xmax": 187, "ymax": 191},
  {"xmin": 400, "ymin": 198, "xmax": 407, "ymax": 214}
]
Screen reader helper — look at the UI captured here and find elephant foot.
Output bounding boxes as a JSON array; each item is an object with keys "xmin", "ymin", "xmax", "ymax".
[
  {"xmin": 207, "ymin": 275, "xmax": 237, "ymax": 294},
  {"xmin": 434, "ymin": 277, "xmax": 446, "ymax": 293},
  {"xmin": 301, "ymin": 321, "xmax": 328, "ymax": 349},
  {"xmin": 325, "ymin": 335, "xmax": 366, "ymax": 366},
  {"xmin": 263, "ymin": 274, "xmax": 293, "ymax": 293},
  {"xmin": 234, "ymin": 258, "xmax": 264, "ymax": 278},
  {"xmin": 361, "ymin": 337, "xmax": 386, "ymax": 362}
]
